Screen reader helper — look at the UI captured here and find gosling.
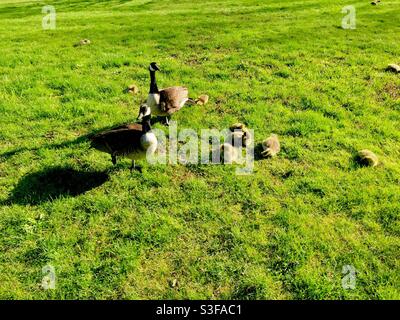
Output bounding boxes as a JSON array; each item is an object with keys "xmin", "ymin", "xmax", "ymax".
[
  {"xmin": 261, "ymin": 134, "xmax": 280, "ymax": 158},
  {"xmin": 356, "ymin": 149, "xmax": 379, "ymax": 167},
  {"xmin": 229, "ymin": 123, "xmax": 253, "ymax": 146}
]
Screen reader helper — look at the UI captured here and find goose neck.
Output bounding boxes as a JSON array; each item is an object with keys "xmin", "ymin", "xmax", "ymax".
[
  {"xmin": 149, "ymin": 71, "xmax": 159, "ymax": 94},
  {"xmin": 142, "ymin": 117, "xmax": 152, "ymax": 133}
]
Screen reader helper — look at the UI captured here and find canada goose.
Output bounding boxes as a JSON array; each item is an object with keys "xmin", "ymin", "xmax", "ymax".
[
  {"xmin": 229, "ymin": 123, "xmax": 253, "ymax": 146},
  {"xmin": 261, "ymin": 134, "xmax": 280, "ymax": 157},
  {"xmin": 90, "ymin": 104, "xmax": 157, "ymax": 172},
  {"xmin": 356, "ymin": 149, "xmax": 379, "ymax": 167},
  {"xmin": 146, "ymin": 62, "xmax": 195, "ymax": 125}
]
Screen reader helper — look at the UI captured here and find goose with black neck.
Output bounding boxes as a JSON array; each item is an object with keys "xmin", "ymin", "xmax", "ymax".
[
  {"xmin": 146, "ymin": 62, "xmax": 195, "ymax": 126},
  {"xmin": 90, "ymin": 104, "xmax": 157, "ymax": 172}
]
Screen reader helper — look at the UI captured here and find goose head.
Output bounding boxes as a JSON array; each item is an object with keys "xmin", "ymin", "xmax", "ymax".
[
  {"xmin": 149, "ymin": 62, "xmax": 160, "ymax": 72},
  {"xmin": 137, "ymin": 104, "xmax": 152, "ymax": 121}
]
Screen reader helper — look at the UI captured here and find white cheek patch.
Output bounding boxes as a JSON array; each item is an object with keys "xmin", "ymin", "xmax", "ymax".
[{"xmin": 149, "ymin": 65, "xmax": 156, "ymax": 72}]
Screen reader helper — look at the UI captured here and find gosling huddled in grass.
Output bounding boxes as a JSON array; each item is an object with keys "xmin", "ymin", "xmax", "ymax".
[
  {"xmin": 219, "ymin": 123, "xmax": 253, "ymax": 164},
  {"xmin": 229, "ymin": 123, "xmax": 253, "ymax": 146},
  {"xmin": 356, "ymin": 149, "xmax": 379, "ymax": 167},
  {"xmin": 125, "ymin": 84, "xmax": 139, "ymax": 95},
  {"xmin": 219, "ymin": 143, "xmax": 239, "ymax": 164},
  {"xmin": 74, "ymin": 39, "xmax": 91, "ymax": 47},
  {"xmin": 195, "ymin": 95, "xmax": 209, "ymax": 106},
  {"xmin": 261, "ymin": 134, "xmax": 280, "ymax": 158},
  {"xmin": 386, "ymin": 64, "xmax": 400, "ymax": 73}
]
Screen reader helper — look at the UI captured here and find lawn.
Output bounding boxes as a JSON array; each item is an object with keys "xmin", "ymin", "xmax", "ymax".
[{"xmin": 0, "ymin": 0, "xmax": 399, "ymax": 299}]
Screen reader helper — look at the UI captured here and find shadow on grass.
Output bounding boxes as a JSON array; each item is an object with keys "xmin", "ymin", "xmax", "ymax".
[
  {"xmin": 0, "ymin": 118, "xmax": 151, "ymax": 161},
  {"xmin": 0, "ymin": 133, "xmax": 93, "ymax": 160},
  {"xmin": 0, "ymin": 121, "xmax": 135, "ymax": 160},
  {"xmin": 4, "ymin": 167, "xmax": 109, "ymax": 205},
  {"xmin": 254, "ymin": 142, "xmax": 266, "ymax": 161}
]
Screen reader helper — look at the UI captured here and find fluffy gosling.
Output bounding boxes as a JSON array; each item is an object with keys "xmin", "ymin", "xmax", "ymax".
[
  {"xmin": 74, "ymin": 39, "xmax": 91, "ymax": 47},
  {"xmin": 195, "ymin": 95, "xmax": 209, "ymax": 106},
  {"xmin": 220, "ymin": 143, "xmax": 239, "ymax": 164},
  {"xmin": 229, "ymin": 123, "xmax": 253, "ymax": 146},
  {"xmin": 356, "ymin": 149, "xmax": 379, "ymax": 167},
  {"xmin": 126, "ymin": 84, "xmax": 139, "ymax": 95},
  {"xmin": 261, "ymin": 134, "xmax": 280, "ymax": 158},
  {"xmin": 386, "ymin": 64, "xmax": 400, "ymax": 73}
]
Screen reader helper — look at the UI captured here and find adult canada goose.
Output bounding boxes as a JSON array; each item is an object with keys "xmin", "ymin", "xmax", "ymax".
[
  {"xmin": 90, "ymin": 104, "xmax": 157, "ymax": 172},
  {"xmin": 146, "ymin": 62, "xmax": 195, "ymax": 125}
]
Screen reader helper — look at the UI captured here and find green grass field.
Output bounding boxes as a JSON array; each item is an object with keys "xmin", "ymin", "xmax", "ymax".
[{"xmin": 0, "ymin": 0, "xmax": 399, "ymax": 299}]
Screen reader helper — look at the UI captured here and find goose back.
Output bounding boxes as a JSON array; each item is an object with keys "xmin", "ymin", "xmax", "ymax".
[
  {"xmin": 159, "ymin": 86, "xmax": 189, "ymax": 114},
  {"xmin": 90, "ymin": 124, "xmax": 145, "ymax": 157}
]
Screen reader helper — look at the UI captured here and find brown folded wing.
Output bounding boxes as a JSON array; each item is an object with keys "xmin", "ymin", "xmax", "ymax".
[
  {"xmin": 159, "ymin": 86, "xmax": 189, "ymax": 114},
  {"xmin": 90, "ymin": 124, "xmax": 144, "ymax": 156}
]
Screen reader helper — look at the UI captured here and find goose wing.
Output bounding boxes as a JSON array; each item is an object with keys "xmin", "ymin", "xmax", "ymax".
[
  {"xmin": 159, "ymin": 86, "xmax": 189, "ymax": 114},
  {"xmin": 110, "ymin": 123, "xmax": 142, "ymax": 131},
  {"xmin": 90, "ymin": 125, "xmax": 144, "ymax": 156}
]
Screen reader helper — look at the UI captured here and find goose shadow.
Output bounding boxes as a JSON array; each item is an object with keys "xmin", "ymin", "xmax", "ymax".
[
  {"xmin": 253, "ymin": 142, "xmax": 266, "ymax": 161},
  {"xmin": 0, "ymin": 134, "xmax": 90, "ymax": 160},
  {"xmin": 4, "ymin": 166, "xmax": 109, "ymax": 205},
  {"xmin": 0, "ymin": 118, "xmax": 171, "ymax": 161},
  {"xmin": 0, "ymin": 122, "xmax": 139, "ymax": 161}
]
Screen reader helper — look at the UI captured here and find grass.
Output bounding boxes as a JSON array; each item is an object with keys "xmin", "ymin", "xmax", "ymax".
[{"xmin": 0, "ymin": 0, "xmax": 399, "ymax": 299}]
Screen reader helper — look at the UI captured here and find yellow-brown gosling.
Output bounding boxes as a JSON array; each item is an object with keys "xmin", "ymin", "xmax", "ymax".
[
  {"xmin": 356, "ymin": 149, "xmax": 379, "ymax": 167},
  {"xmin": 386, "ymin": 64, "xmax": 400, "ymax": 73},
  {"xmin": 126, "ymin": 84, "xmax": 139, "ymax": 95},
  {"xmin": 261, "ymin": 134, "xmax": 280, "ymax": 158},
  {"xmin": 220, "ymin": 143, "xmax": 239, "ymax": 164},
  {"xmin": 195, "ymin": 95, "xmax": 209, "ymax": 106},
  {"xmin": 229, "ymin": 123, "xmax": 253, "ymax": 146},
  {"xmin": 74, "ymin": 39, "xmax": 91, "ymax": 47}
]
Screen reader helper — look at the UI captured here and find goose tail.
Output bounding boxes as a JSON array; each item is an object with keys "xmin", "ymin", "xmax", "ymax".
[{"xmin": 89, "ymin": 135, "xmax": 112, "ymax": 154}]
